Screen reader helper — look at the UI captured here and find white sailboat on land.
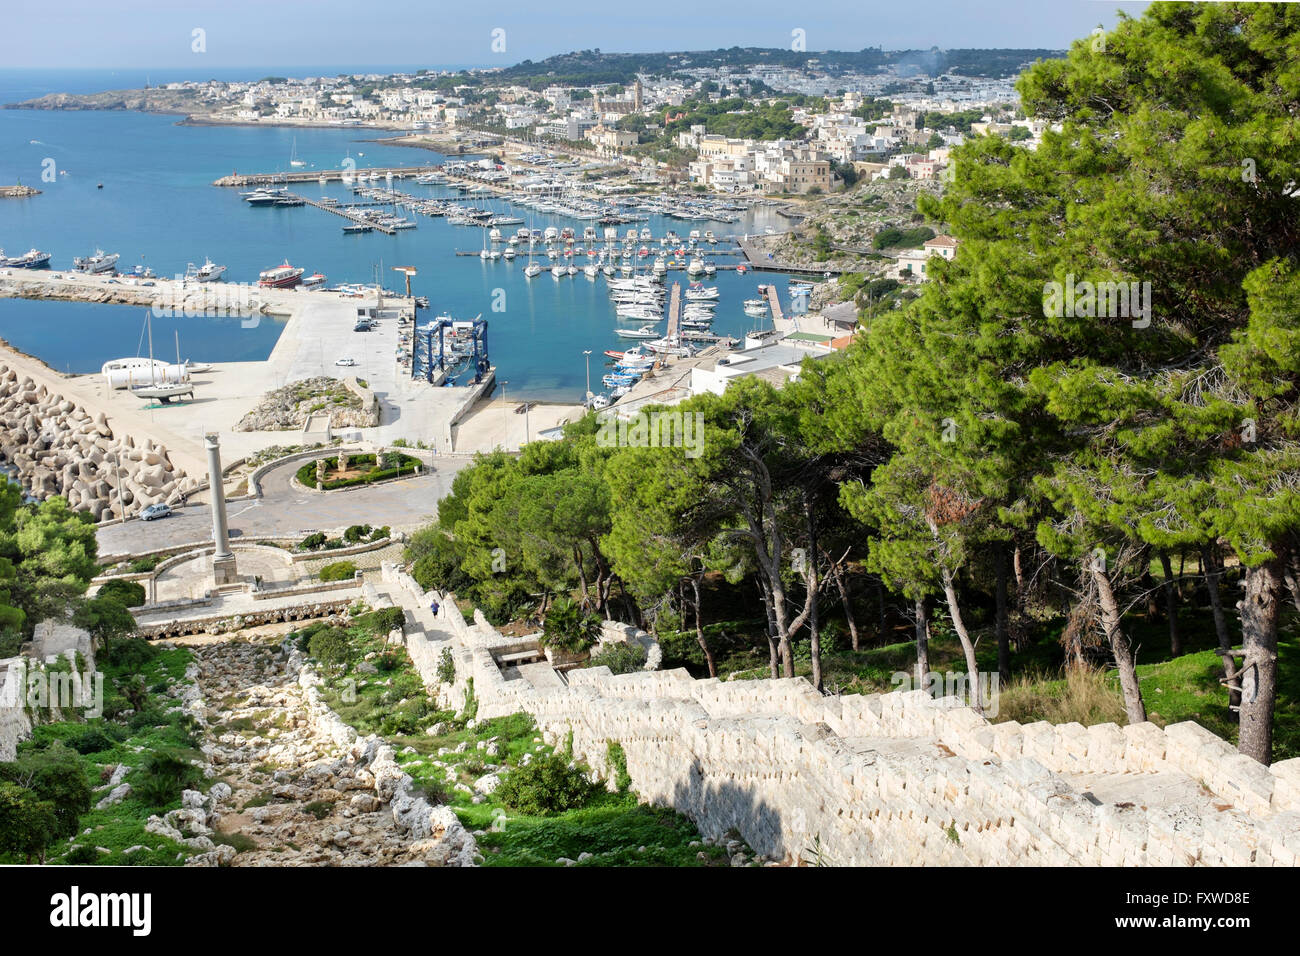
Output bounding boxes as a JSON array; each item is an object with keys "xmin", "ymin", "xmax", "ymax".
[{"xmin": 131, "ymin": 312, "xmax": 195, "ymax": 403}]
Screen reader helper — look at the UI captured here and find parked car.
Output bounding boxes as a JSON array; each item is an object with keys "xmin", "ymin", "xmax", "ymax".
[
  {"xmin": 140, "ymin": 503, "xmax": 173, "ymax": 521},
  {"xmin": 335, "ymin": 357, "xmax": 358, "ymax": 367},
  {"xmin": 354, "ymin": 319, "xmax": 374, "ymax": 331}
]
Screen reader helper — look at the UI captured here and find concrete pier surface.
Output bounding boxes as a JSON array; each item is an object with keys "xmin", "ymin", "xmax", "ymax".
[{"xmin": 0, "ymin": 266, "xmax": 583, "ymax": 471}]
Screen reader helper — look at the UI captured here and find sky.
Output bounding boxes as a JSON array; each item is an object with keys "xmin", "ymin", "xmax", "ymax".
[{"xmin": 0, "ymin": 0, "xmax": 1151, "ymax": 71}]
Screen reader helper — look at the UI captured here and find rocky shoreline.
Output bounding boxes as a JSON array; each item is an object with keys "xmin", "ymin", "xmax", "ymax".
[{"xmin": 0, "ymin": 364, "xmax": 196, "ymax": 519}]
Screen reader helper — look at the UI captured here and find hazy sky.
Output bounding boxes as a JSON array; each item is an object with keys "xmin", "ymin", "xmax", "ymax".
[{"xmin": 0, "ymin": 0, "xmax": 1150, "ymax": 70}]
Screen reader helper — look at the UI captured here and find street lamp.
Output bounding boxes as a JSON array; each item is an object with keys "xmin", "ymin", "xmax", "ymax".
[{"xmin": 582, "ymin": 349, "xmax": 592, "ymax": 406}]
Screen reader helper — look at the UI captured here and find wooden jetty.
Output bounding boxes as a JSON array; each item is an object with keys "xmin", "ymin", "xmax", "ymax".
[{"xmin": 763, "ymin": 283, "xmax": 785, "ymax": 324}]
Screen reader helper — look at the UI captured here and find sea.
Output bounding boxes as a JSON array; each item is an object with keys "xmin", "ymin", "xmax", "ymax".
[{"xmin": 0, "ymin": 68, "xmax": 795, "ymax": 401}]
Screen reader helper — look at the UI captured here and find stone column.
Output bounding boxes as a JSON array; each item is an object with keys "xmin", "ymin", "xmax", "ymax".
[{"xmin": 205, "ymin": 432, "xmax": 238, "ymax": 586}]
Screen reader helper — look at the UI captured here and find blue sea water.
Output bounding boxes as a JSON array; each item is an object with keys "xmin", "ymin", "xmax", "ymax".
[{"xmin": 0, "ymin": 75, "xmax": 794, "ymax": 400}]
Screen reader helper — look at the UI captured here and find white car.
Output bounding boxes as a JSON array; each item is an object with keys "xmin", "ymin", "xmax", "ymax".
[{"xmin": 335, "ymin": 358, "xmax": 358, "ymax": 367}]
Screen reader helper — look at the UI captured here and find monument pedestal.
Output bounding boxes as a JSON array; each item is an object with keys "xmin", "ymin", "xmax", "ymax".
[{"xmin": 212, "ymin": 554, "xmax": 239, "ymax": 586}]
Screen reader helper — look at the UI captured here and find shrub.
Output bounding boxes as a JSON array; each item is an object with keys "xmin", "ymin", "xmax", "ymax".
[
  {"xmin": 368, "ymin": 606, "xmax": 406, "ymax": 635},
  {"xmin": 344, "ymin": 524, "xmax": 372, "ymax": 543},
  {"xmin": 65, "ymin": 726, "xmax": 121, "ymax": 756},
  {"xmin": 540, "ymin": 597, "xmax": 602, "ymax": 654},
  {"xmin": 64, "ymin": 843, "xmax": 100, "ymax": 865},
  {"xmin": 495, "ymin": 752, "xmax": 597, "ymax": 816},
  {"xmin": 308, "ymin": 627, "xmax": 352, "ymax": 673},
  {"xmin": 436, "ymin": 648, "xmax": 455, "ymax": 685},
  {"xmin": 135, "ymin": 749, "xmax": 203, "ymax": 808},
  {"xmin": 584, "ymin": 641, "xmax": 647, "ymax": 675},
  {"xmin": 97, "ymin": 579, "xmax": 146, "ymax": 608},
  {"xmin": 0, "ymin": 743, "xmax": 90, "ymax": 839},
  {"xmin": 299, "ymin": 532, "xmax": 328, "ymax": 551},
  {"xmin": 126, "ymin": 555, "xmax": 161, "ymax": 574},
  {"xmin": 100, "ymin": 632, "xmax": 155, "ymax": 668},
  {"xmin": 319, "ymin": 561, "xmax": 357, "ymax": 582}
]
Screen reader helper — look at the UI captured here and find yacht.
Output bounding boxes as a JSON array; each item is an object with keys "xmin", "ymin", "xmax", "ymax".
[
  {"xmin": 290, "ymin": 138, "xmax": 306, "ymax": 168},
  {"xmin": 614, "ymin": 325, "xmax": 660, "ymax": 339},
  {"xmin": 551, "ymin": 264, "xmax": 567, "ymax": 279},
  {"xmin": 524, "ymin": 262, "xmax": 542, "ymax": 278},
  {"xmin": 73, "ymin": 250, "xmax": 119, "ymax": 274},
  {"xmin": 257, "ymin": 262, "xmax": 305, "ymax": 288},
  {"xmin": 244, "ymin": 187, "xmax": 287, "ymax": 206}
]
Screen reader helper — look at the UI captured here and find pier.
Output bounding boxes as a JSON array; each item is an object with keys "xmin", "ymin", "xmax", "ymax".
[
  {"xmin": 292, "ymin": 193, "xmax": 396, "ymax": 234},
  {"xmin": 666, "ymin": 282, "xmax": 681, "ymax": 341},
  {"xmin": 737, "ymin": 236, "xmax": 845, "ymax": 277},
  {"xmin": 212, "ymin": 166, "xmax": 438, "ymax": 187},
  {"xmin": 763, "ymin": 283, "xmax": 785, "ymax": 324}
]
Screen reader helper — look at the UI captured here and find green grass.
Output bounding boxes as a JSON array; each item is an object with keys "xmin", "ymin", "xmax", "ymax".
[
  {"xmin": 6, "ymin": 643, "xmax": 214, "ymax": 866},
  {"xmin": 301, "ymin": 612, "xmax": 742, "ymax": 866}
]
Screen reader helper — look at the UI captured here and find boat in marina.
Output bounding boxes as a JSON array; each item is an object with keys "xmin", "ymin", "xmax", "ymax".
[
  {"xmin": 244, "ymin": 187, "xmax": 287, "ymax": 206},
  {"xmin": 744, "ymin": 298, "xmax": 768, "ymax": 315},
  {"xmin": 614, "ymin": 325, "xmax": 660, "ymax": 339},
  {"xmin": 258, "ymin": 262, "xmax": 305, "ymax": 288},
  {"xmin": 343, "ymin": 224, "xmax": 373, "ymax": 234},
  {"xmin": 290, "ymin": 137, "xmax": 306, "ymax": 168},
  {"xmin": 73, "ymin": 250, "xmax": 119, "ymax": 273},
  {"xmin": 302, "ymin": 272, "xmax": 327, "ymax": 287}
]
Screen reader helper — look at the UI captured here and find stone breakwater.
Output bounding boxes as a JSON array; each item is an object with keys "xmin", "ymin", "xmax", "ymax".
[
  {"xmin": 0, "ymin": 364, "xmax": 197, "ymax": 519},
  {"xmin": 189, "ymin": 638, "xmax": 477, "ymax": 866},
  {"xmin": 380, "ymin": 562, "xmax": 1300, "ymax": 867}
]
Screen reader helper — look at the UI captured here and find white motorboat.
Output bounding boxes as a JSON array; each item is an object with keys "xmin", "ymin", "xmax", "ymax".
[
  {"xmin": 614, "ymin": 325, "xmax": 660, "ymax": 339},
  {"xmin": 74, "ymin": 249, "xmax": 119, "ymax": 273}
]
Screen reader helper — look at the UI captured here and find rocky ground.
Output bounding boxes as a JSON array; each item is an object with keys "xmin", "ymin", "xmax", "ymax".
[
  {"xmin": 192, "ymin": 638, "xmax": 477, "ymax": 866},
  {"xmin": 235, "ymin": 377, "xmax": 368, "ymax": 433}
]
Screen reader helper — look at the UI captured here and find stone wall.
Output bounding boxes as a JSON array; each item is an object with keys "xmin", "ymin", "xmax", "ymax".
[{"xmin": 379, "ymin": 562, "xmax": 1300, "ymax": 867}]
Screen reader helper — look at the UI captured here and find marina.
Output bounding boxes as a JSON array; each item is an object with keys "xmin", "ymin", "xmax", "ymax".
[{"xmin": 0, "ymin": 108, "xmax": 797, "ymax": 402}]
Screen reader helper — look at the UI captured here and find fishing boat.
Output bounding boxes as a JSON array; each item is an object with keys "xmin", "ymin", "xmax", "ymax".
[
  {"xmin": 187, "ymin": 258, "xmax": 226, "ymax": 283},
  {"xmin": 302, "ymin": 273, "xmax": 327, "ymax": 287},
  {"xmin": 1, "ymin": 248, "xmax": 51, "ymax": 269},
  {"xmin": 258, "ymin": 262, "xmax": 305, "ymax": 288},
  {"xmin": 73, "ymin": 249, "xmax": 119, "ymax": 274}
]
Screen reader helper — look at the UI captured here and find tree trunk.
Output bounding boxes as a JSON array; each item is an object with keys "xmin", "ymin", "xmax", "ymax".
[
  {"xmin": 574, "ymin": 546, "xmax": 589, "ymax": 609},
  {"xmin": 939, "ymin": 566, "xmax": 983, "ymax": 713},
  {"xmin": 834, "ymin": 566, "xmax": 860, "ymax": 652},
  {"xmin": 690, "ymin": 576, "xmax": 717, "ymax": 679},
  {"xmin": 759, "ymin": 578, "xmax": 779, "ymax": 680},
  {"xmin": 1203, "ymin": 546, "xmax": 1240, "ymax": 714},
  {"xmin": 808, "ymin": 580, "xmax": 822, "ymax": 692},
  {"xmin": 1282, "ymin": 556, "xmax": 1300, "ymax": 616},
  {"xmin": 1140, "ymin": 555, "xmax": 1160, "ymax": 620},
  {"xmin": 994, "ymin": 544, "xmax": 1011, "ymax": 683},
  {"xmin": 1092, "ymin": 565, "xmax": 1146, "ymax": 724},
  {"xmin": 914, "ymin": 595, "xmax": 930, "ymax": 686},
  {"xmin": 1237, "ymin": 555, "xmax": 1284, "ymax": 764},
  {"xmin": 876, "ymin": 576, "xmax": 886, "ymax": 644},
  {"xmin": 1012, "ymin": 543, "xmax": 1024, "ymax": 592},
  {"xmin": 1159, "ymin": 550, "xmax": 1181, "ymax": 656}
]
